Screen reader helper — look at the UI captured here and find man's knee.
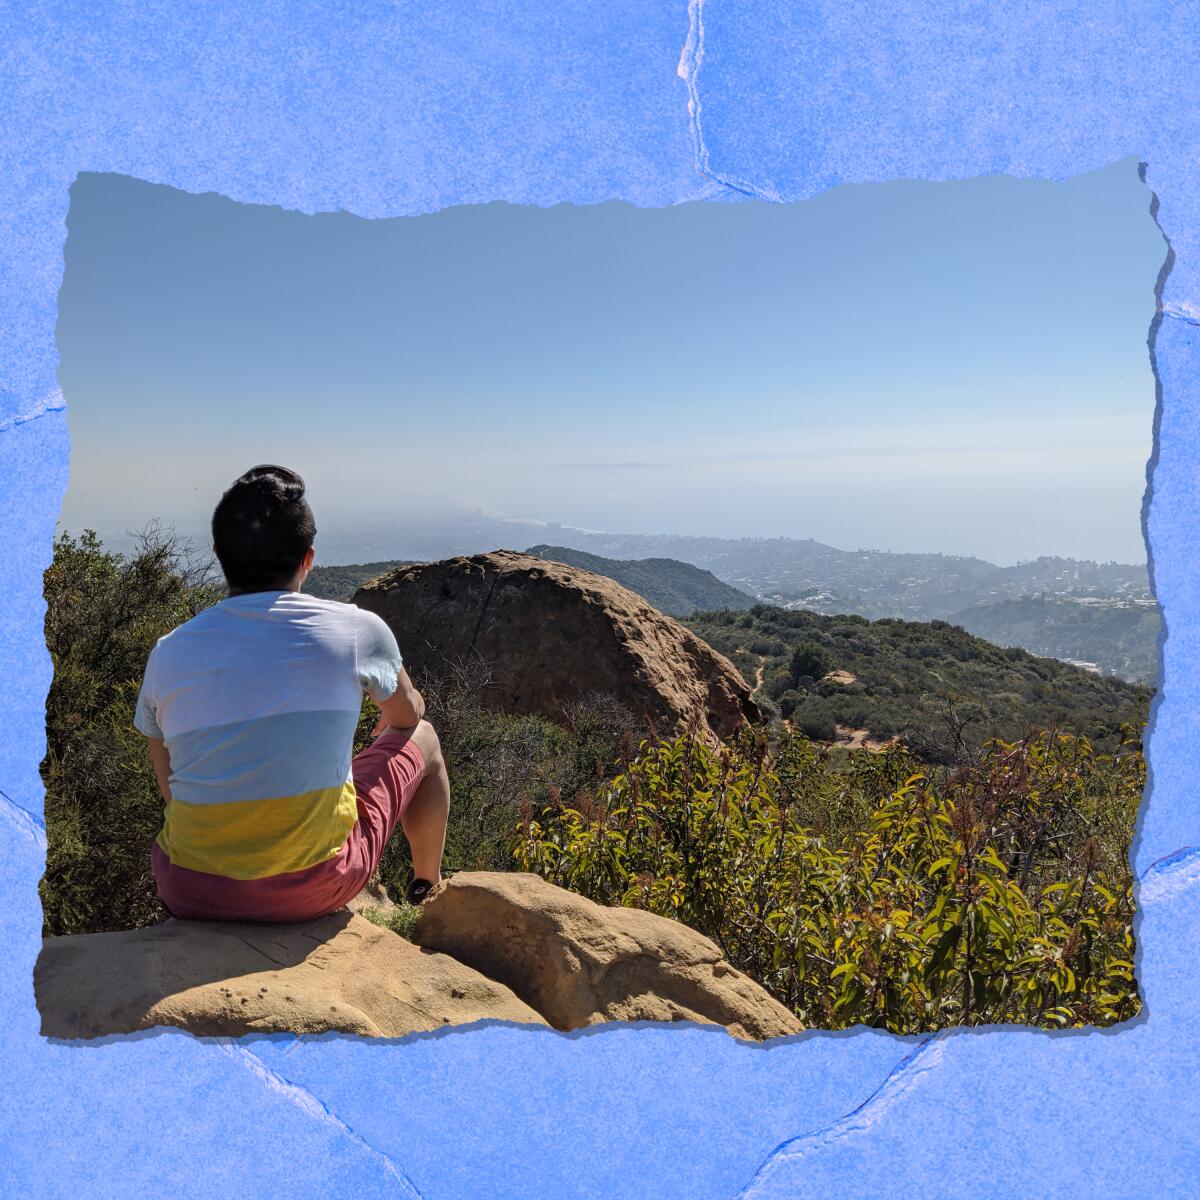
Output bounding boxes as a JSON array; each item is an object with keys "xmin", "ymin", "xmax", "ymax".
[{"xmin": 413, "ymin": 719, "xmax": 445, "ymax": 775}]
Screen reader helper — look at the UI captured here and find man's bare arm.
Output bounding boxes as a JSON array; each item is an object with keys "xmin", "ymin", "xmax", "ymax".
[
  {"xmin": 146, "ymin": 736, "xmax": 172, "ymax": 804},
  {"xmin": 374, "ymin": 665, "xmax": 426, "ymax": 731}
]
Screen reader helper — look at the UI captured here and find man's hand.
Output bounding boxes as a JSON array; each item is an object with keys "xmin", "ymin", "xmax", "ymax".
[{"xmin": 374, "ymin": 665, "xmax": 426, "ymax": 733}]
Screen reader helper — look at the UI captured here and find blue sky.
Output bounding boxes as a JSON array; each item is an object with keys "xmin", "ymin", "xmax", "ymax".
[{"xmin": 57, "ymin": 160, "xmax": 1164, "ymax": 564}]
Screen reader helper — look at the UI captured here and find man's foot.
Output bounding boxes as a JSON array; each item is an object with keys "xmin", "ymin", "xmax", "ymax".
[{"xmin": 405, "ymin": 877, "xmax": 437, "ymax": 905}]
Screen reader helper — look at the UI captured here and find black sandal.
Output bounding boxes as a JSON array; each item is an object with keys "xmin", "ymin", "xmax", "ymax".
[{"xmin": 405, "ymin": 877, "xmax": 436, "ymax": 905}]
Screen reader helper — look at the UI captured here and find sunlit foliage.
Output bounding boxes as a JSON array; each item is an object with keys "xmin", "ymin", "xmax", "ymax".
[{"xmin": 514, "ymin": 726, "xmax": 1142, "ymax": 1030}]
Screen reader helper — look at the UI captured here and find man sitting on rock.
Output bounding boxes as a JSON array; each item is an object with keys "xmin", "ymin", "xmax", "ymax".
[{"xmin": 133, "ymin": 464, "xmax": 450, "ymax": 921}]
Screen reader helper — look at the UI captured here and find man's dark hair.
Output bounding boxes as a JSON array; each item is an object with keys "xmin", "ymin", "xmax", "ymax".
[{"xmin": 212, "ymin": 465, "xmax": 316, "ymax": 592}]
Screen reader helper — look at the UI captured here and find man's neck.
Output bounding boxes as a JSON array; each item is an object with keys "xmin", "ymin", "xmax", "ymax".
[
  {"xmin": 226, "ymin": 582, "xmax": 301, "ymax": 597},
  {"xmin": 225, "ymin": 563, "xmax": 308, "ymax": 597}
]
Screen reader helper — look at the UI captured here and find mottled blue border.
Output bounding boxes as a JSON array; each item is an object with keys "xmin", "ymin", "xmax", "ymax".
[{"xmin": 3, "ymin": 3, "xmax": 1198, "ymax": 1196}]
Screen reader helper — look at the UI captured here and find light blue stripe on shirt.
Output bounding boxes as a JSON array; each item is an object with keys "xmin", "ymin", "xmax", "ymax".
[{"xmin": 164, "ymin": 709, "xmax": 360, "ymax": 805}]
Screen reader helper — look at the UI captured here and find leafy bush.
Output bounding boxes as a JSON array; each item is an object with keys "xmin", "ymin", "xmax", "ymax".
[
  {"xmin": 360, "ymin": 902, "xmax": 423, "ymax": 940},
  {"xmin": 791, "ymin": 701, "xmax": 838, "ymax": 742},
  {"xmin": 40, "ymin": 527, "xmax": 222, "ymax": 934},
  {"xmin": 789, "ymin": 641, "xmax": 832, "ymax": 683},
  {"xmin": 514, "ymin": 726, "xmax": 1142, "ymax": 1031},
  {"xmin": 766, "ymin": 669, "xmax": 794, "ymax": 699}
]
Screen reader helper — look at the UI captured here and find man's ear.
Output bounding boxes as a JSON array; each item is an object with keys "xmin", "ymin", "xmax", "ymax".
[{"xmin": 301, "ymin": 545, "xmax": 316, "ymax": 572}]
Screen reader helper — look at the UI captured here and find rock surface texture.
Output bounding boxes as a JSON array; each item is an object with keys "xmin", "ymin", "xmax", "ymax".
[
  {"xmin": 37, "ymin": 874, "xmax": 801, "ymax": 1042},
  {"xmin": 352, "ymin": 550, "xmax": 759, "ymax": 739},
  {"xmin": 413, "ymin": 872, "xmax": 803, "ymax": 1041},
  {"xmin": 35, "ymin": 909, "xmax": 546, "ymax": 1039}
]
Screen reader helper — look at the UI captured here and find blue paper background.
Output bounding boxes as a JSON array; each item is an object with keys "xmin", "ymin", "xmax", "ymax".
[{"xmin": 3, "ymin": 2, "xmax": 1198, "ymax": 1195}]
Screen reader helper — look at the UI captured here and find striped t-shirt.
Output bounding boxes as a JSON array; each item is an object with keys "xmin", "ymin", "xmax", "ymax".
[{"xmin": 134, "ymin": 591, "xmax": 403, "ymax": 885}]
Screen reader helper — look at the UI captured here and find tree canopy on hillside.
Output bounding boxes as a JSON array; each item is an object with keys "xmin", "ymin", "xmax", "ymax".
[{"xmin": 686, "ymin": 605, "xmax": 1151, "ymax": 760}]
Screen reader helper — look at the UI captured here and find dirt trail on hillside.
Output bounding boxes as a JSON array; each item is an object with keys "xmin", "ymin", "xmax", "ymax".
[
  {"xmin": 781, "ymin": 717, "xmax": 895, "ymax": 754},
  {"xmin": 834, "ymin": 724, "xmax": 899, "ymax": 753}
]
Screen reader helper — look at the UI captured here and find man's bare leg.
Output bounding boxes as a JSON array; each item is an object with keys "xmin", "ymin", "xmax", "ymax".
[{"xmin": 380, "ymin": 719, "xmax": 450, "ymax": 886}]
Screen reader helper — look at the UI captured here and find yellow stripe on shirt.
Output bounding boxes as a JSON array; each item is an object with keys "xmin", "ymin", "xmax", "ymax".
[{"xmin": 156, "ymin": 780, "xmax": 359, "ymax": 880}]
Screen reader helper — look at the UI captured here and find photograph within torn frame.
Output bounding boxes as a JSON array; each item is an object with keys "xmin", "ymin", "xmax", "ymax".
[{"xmin": 36, "ymin": 161, "xmax": 1163, "ymax": 1038}]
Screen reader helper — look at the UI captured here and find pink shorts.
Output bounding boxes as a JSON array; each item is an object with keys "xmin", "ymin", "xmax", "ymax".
[{"xmin": 152, "ymin": 730, "xmax": 426, "ymax": 922}]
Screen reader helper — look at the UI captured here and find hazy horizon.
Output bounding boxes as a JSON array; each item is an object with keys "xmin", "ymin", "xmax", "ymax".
[
  {"xmin": 70, "ymin": 506, "xmax": 1151, "ymax": 572},
  {"xmin": 57, "ymin": 161, "xmax": 1164, "ymax": 565}
]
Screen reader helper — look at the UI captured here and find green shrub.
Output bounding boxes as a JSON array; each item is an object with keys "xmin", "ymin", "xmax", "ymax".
[
  {"xmin": 514, "ymin": 726, "xmax": 1141, "ymax": 1031},
  {"xmin": 360, "ymin": 902, "xmax": 423, "ymax": 940},
  {"xmin": 40, "ymin": 527, "xmax": 222, "ymax": 935},
  {"xmin": 790, "ymin": 697, "xmax": 838, "ymax": 741},
  {"xmin": 789, "ymin": 642, "xmax": 833, "ymax": 684},
  {"xmin": 766, "ymin": 669, "xmax": 794, "ymax": 699},
  {"xmin": 750, "ymin": 637, "xmax": 788, "ymax": 657}
]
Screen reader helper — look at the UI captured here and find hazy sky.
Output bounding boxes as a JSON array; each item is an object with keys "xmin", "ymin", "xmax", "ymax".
[{"xmin": 58, "ymin": 160, "xmax": 1164, "ymax": 565}]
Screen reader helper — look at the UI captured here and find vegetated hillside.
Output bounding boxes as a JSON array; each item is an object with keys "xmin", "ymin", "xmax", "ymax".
[
  {"xmin": 950, "ymin": 595, "xmax": 1160, "ymax": 684},
  {"xmin": 524, "ymin": 544, "xmax": 756, "ymax": 616},
  {"xmin": 684, "ymin": 605, "xmax": 1151, "ymax": 759},
  {"xmin": 305, "ymin": 559, "xmax": 411, "ymax": 601}
]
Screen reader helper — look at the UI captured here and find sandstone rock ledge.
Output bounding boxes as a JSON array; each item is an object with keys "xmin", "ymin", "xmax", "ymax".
[
  {"xmin": 36, "ymin": 873, "xmax": 802, "ymax": 1043},
  {"xmin": 415, "ymin": 873, "xmax": 803, "ymax": 1041},
  {"xmin": 35, "ymin": 909, "xmax": 545, "ymax": 1040}
]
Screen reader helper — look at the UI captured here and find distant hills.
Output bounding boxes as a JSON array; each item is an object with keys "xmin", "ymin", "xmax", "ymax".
[
  {"xmin": 523, "ymin": 545, "xmax": 755, "ymax": 616},
  {"xmin": 116, "ymin": 508, "xmax": 1151, "ymax": 624},
  {"xmin": 299, "ymin": 514, "xmax": 1155, "ymax": 682},
  {"xmin": 950, "ymin": 595, "xmax": 1160, "ymax": 684},
  {"xmin": 519, "ymin": 529, "xmax": 1156, "ymax": 683},
  {"xmin": 305, "ymin": 546, "xmax": 757, "ymax": 618},
  {"xmin": 528, "ymin": 528, "xmax": 1151, "ymax": 619},
  {"xmin": 684, "ymin": 605, "xmax": 1150, "ymax": 758},
  {"xmin": 304, "ymin": 513, "xmax": 1149, "ymax": 616}
]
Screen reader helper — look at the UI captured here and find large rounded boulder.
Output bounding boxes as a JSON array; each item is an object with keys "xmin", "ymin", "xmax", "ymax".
[{"xmin": 353, "ymin": 550, "xmax": 759, "ymax": 739}]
